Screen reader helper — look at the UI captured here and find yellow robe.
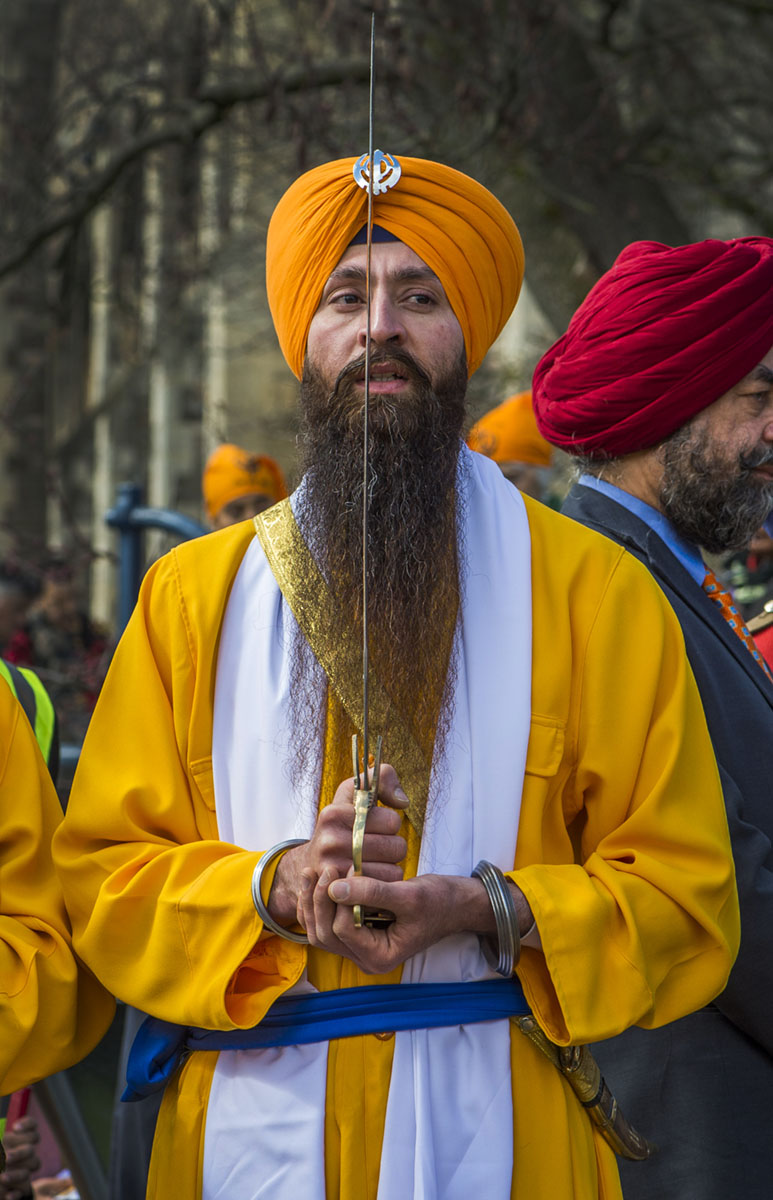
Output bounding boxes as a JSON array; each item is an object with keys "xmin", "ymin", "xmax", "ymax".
[
  {"xmin": 0, "ymin": 679, "xmax": 114, "ymax": 1094},
  {"xmin": 53, "ymin": 496, "xmax": 739, "ymax": 1199}
]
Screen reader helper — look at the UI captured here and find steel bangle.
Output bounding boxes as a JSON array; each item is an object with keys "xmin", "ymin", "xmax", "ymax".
[
  {"xmin": 251, "ymin": 838, "xmax": 310, "ymax": 945},
  {"xmin": 471, "ymin": 859, "xmax": 522, "ymax": 977}
]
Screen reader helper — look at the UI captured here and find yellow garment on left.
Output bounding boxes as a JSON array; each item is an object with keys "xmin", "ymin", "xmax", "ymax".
[
  {"xmin": 53, "ymin": 500, "xmax": 739, "ymax": 1199},
  {"xmin": 0, "ymin": 678, "xmax": 114, "ymax": 1093}
]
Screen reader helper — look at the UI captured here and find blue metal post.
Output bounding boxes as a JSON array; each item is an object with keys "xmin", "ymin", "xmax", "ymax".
[
  {"xmin": 105, "ymin": 484, "xmax": 208, "ymax": 634},
  {"xmin": 106, "ymin": 483, "xmax": 144, "ymax": 634}
]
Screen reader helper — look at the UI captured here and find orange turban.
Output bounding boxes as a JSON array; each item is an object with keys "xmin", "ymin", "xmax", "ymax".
[
  {"xmin": 202, "ymin": 444, "xmax": 287, "ymax": 520},
  {"xmin": 265, "ymin": 155, "xmax": 524, "ymax": 379},
  {"xmin": 467, "ymin": 391, "xmax": 553, "ymax": 467}
]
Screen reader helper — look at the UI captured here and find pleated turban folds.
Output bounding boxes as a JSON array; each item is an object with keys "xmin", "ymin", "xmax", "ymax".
[
  {"xmin": 265, "ymin": 156, "xmax": 524, "ymax": 379},
  {"xmin": 532, "ymin": 237, "xmax": 773, "ymax": 457}
]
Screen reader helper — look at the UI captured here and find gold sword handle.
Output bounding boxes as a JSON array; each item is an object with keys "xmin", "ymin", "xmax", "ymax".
[
  {"xmin": 351, "ymin": 787, "xmax": 371, "ymax": 930},
  {"xmin": 351, "ymin": 734, "xmax": 389, "ymax": 928}
]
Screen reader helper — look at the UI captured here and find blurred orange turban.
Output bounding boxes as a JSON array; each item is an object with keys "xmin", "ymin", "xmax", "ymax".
[
  {"xmin": 265, "ymin": 155, "xmax": 524, "ymax": 379},
  {"xmin": 202, "ymin": 444, "xmax": 287, "ymax": 521},
  {"xmin": 467, "ymin": 391, "xmax": 553, "ymax": 467}
]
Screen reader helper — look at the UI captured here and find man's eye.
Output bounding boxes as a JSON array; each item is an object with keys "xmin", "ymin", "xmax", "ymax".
[{"xmin": 332, "ymin": 291, "xmax": 362, "ymax": 305}]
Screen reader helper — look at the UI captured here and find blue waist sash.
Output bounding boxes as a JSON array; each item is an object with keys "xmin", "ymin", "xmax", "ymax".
[{"xmin": 123, "ymin": 977, "xmax": 528, "ymax": 1102}]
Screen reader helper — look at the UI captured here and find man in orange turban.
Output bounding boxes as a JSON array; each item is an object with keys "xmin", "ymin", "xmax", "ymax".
[
  {"xmin": 467, "ymin": 390, "xmax": 554, "ymax": 498},
  {"xmin": 57, "ymin": 155, "xmax": 738, "ymax": 1200},
  {"xmin": 203, "ymin": 444, "xmax": 288, "ymax": 528},
  {"xmin": 265, "ymin": 154, "xmax": 524, "ymax": 381},
  {"xmin": 535, "ymin": 236, "xmax": 773, "ymax": 1200}
]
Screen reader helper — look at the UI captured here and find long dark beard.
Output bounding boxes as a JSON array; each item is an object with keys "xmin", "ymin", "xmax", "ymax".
[
  {"xmin": 288, "ymin": 345, "xmax": 468, "ymax": 795},
  {"xmin": 659, "ymin": 422, "xmax": 773, "ymax": 554}
]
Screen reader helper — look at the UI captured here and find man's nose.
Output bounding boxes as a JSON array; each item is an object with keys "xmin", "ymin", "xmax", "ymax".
[{"xmin": 358, "ymin": 293, "xmax": 405, "ymax": 348}]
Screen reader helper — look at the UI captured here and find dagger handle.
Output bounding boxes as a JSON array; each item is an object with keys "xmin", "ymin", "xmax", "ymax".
[
  {"xmin": 351, "ymin": 734, "xmax": 383, "ymax": 928},
  {"xmin": 352, "ymin": 785, "xmax": 374, "ymax": 928}
]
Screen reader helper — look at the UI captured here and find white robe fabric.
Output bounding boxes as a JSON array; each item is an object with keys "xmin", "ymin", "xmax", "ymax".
[{"xmin": 204, "ymin": 447, "xmax": 532, "ymax": 1199}]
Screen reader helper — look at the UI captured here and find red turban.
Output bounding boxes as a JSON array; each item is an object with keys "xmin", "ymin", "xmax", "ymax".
[
  {"xmin": 265, "ymin": 156, "xmax": 524, "ymax": 379},
  {"xmin": 532, "ymin": 237, "xmax": 773, "ymax": 456}
]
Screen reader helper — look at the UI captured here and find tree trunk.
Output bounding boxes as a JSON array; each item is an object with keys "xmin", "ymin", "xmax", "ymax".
[
  {"xmin": 87, "ymin": 203, "xmax": 116, "ymax": 625},
  {"xmin": 0, "ymin": 0, "xmax": 63, "ymax": 562}
]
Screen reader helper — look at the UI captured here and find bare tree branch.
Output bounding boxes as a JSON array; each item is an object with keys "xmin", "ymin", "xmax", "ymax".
[{"xmin": 0, "ymin": 56, "xmax": 370, "ymax": 281}]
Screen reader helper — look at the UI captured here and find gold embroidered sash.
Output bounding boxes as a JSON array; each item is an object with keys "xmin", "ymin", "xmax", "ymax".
[{"xmin": 255, "ymin": 501, "xmax": 453, "ymax": 834}]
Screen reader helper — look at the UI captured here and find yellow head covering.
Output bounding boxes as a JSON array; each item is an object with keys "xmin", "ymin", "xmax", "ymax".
[
  {"xmin": 467, "ymin": 391, "xmax": 553, "ymax": 467},
  {"xmin": 202, "ymin": 444, "xmax": 288, "ymax": 521},
  {"xmin": 265, "ymin": 155, "xmax": 524, "ymax": 379}
]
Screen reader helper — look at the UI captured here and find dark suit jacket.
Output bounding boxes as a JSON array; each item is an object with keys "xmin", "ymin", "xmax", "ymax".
[{"xmin": 562, "ymin": 483, "xmax": 773, "ymax": 1200}]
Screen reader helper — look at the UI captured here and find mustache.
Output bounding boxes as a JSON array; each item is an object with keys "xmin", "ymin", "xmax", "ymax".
[
  {"xmin": 741, "ymin": 445, "xmax": 773, "ymax": 471},
  {"xmin": 332, "ymin": 347, "xmax": 432, "ymax": 395}
]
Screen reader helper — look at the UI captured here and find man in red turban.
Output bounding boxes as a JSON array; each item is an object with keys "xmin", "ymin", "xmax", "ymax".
[
  {"xmin": 534, "ymin": 236, "xmax": 773, "ymax": 1200},
  {"xmin": 56, "ymin": 161, "xmax": 738, "ymax": 1200}
]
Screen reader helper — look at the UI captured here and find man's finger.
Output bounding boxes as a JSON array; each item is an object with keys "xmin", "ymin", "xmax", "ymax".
[
  {"xmin": 330, "ymin": 777, "xmax": 356, "ymax": 808},
  {"xmin": 363, "ymin": 805, "xmax": 404, "ymax": 835},
  {"xmin": 373, "ymin": 763, "xmax": 409, "ymax": 810},
  {"xmin": 297, "ymin": 870, "xmax": 317, "ymax": 942},
  {"xmin": 359, "ymin": 862, "xmax": 403, "ymax": 883},
  {"xmin": 307, "ymin": 868, "xmax": 355, "ymax": 959},
  {"xmin": 328, "ymin": 874, "xmax": 399, "ymax": 913},
  {"xmin": 360, "ymin": 831, "xmax": 406, "ymax": 864}
]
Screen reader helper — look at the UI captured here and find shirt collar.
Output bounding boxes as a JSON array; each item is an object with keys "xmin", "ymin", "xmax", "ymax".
[{"xmin": 578, "ymin": 473, "xmax": 706, "ymax": 586}]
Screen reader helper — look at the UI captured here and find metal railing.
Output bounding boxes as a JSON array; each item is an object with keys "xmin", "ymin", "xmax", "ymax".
[{"xmin": 106, "ymin": 482, "xmax": 207, "ymax": 634}]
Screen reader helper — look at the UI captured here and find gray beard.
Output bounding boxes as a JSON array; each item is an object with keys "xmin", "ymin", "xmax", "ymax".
[
  {"xmin": 659, "ymin": 422, "xmax": 773, "ymax": 554},
  {"xmin": 286, "ymin": 346, "xmax": 469, "ymax": 795}
]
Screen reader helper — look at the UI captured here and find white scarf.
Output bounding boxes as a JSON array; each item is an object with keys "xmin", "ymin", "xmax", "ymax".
[{"xmin": 204, "ymin": 448, "xmax": 532, "ymax": 1199}]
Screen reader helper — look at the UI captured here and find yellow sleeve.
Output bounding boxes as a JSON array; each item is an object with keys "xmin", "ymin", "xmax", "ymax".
[
  {"xmin": 515, "ymin": 547, "xmax": 740, "ymax": 1046},
  {"xmin": 53, "ymin": 547, "xmax": 305, "ymax": 1032},
  {"xmin": 0, "ymin": 684, "xmax": 114, "ymax": 1092}
]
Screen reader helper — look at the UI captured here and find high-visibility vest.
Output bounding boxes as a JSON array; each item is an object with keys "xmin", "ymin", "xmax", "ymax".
[{"xmin": 0, "ymin": 659, "xmax": 57, "ymax": 770}]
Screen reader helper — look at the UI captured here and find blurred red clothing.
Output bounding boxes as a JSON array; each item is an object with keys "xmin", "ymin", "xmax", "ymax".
[{"xmin": 753, "ymin": 622, "xmax": 773, "ymax": 671}]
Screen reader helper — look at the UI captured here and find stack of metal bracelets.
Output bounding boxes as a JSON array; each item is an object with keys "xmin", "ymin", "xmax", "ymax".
[{"xmin": 471, "ymin": 859, "xmax": 521, "ymax": 977}]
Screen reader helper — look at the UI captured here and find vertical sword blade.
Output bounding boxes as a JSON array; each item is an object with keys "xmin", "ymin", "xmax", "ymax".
[{"xmin": 362, "ymin": 12, "xmax": 375, "ymax": 778}]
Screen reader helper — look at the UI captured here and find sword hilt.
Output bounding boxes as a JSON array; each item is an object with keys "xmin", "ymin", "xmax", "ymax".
[
  {"xmin": 514, "ymin": 1018, "xmax": 654, "ymax": 1161},
  {"xmin": 351, "ymin": 734, "xmax": 392, "ymax": 928}
]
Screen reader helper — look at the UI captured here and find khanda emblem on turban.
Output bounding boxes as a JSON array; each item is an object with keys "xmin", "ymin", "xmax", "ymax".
[{"xmin": 353, "ymin": 150, "xmax": 402, "ymax": 195}]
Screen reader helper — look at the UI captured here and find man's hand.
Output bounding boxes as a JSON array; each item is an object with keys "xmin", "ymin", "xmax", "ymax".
[
  {"xmin": 267, "ymin": 763, "xmax": 409, "ymax": 929},
  {"xmin": 32, "ymin": 1174, "xmax": 75, "ymax": 1199},
  {"xmin": 0, "ymin": 1116, "xmax": 40, "ymax": 1200},
  {"xmin": 301, "ymin": 871, "xmax": 534, "ymax": 975}
]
